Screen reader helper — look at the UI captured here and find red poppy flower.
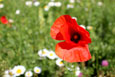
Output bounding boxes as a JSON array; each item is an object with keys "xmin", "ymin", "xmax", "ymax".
[
  {"xmin": 0, "ymin": 16, "xmax": 8, "ymax": 24},
  {"xmin": 50, "ymin": 15, "xmax": 91, "ymax": 62}
]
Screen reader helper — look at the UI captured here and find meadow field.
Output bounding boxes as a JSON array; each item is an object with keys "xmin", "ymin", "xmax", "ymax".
[{"xmin": 0, "ymin": 0, "xmax": 115, "ymax": 77}]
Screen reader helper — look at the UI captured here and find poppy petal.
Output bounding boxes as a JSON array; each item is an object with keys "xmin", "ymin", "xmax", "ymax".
[
  {"xmin": 55, "ymin": 42, "xmax": 91, "ymax": 62},
  {"xmin": 0, "ymin": 16, "xmax": 8, "ymax": 24},
  {"xmin": 70, "ymin": 19, "xmax": 91, "ymax": 45},
  {"xmin": 50, "ymin": 15, "xmax": 72, "ymax": 40}
]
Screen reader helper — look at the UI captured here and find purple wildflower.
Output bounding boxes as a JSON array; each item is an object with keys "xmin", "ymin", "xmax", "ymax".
[
  {"xmin": 78, "ymin": 72, "xmax": 83, "ymax": 77},
  {"xmin": 101, "ymin": 60, "xmax": 109, "ymax": 66}
]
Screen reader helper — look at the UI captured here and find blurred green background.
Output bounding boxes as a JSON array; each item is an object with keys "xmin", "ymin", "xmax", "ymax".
[{"xmin": 0, "ymin": 0, "xmax": 115, "ymax": 77}]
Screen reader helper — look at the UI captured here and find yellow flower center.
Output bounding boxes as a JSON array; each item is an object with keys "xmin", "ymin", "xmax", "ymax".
[
  {"xmin": 50, "ymin": 53, "xmax": 53, "ymax": 56},
  {"xmin": 36, "ymin": 69, "xmax": 40, "ymax": 73},
  {"xmin": 44, "ymin": 6, "xmax": 48, "ymax": 8},
  {"xmin": 42, "ymin": 51, "xmax": 46, "ymax": 54},
  {"xmin": 27, "ymin": 73, "xmax": 30, "ymax": 76},
  {"xmin": 88, "ymin": 26, "xmax": 93, "ymax": 30},
  {"xmin": 16, "ymin": 69, "xmax": 22, "ymax": 74},
  {"xmin": 59, "ymin": 61, "xmax": 63, "ymax": 64},
  {"xmin": 9, "ymin": 72, "xmax": 13, "ymax": 76}
]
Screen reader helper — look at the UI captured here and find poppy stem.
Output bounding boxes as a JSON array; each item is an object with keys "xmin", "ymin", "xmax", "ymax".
[{"xmin": 81, "ymin": 62, "xmax": 85, "ymax": 69}]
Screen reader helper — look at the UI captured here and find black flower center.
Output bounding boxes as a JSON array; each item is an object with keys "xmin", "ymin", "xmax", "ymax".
[{"xmin": 71, "ymin": 33, "xmax": 80, "ymax": 43}]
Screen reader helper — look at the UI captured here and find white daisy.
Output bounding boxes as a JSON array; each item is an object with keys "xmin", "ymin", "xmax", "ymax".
[
  {"xmin": 9, "ymin": 19, "xmax": 14, "ymax": 23},
  {"xmin": 4, "ymin": 70, "xmax": 9, "ymax": 75},
  {"xmin": 33, "ymin": 1, "xmax": 40, "ymax": 7},
  {"xmin": 75, "ymin": 66, "xmax": 81, "ymax": 76},
  {"xmin": 67, "ymin": 4, "xmax": 74, "ymax": 8},
  {"xmin": 76, "ymin": 66, "xmax": 80, "ymax": 71},
  {"xmin": 34, "ymin": 67, "xmax": 41, "ymax": 74},
  {"xmin": 75, "ymin": 70, "xmax": 81, "ymax": 76},
  {"xmin": 16, "ymin": 10, "xmax": 20, "ymax": 15},
  {"xmin": 48, "ymin": 1, "xmax": 55, "ymax": 7},
  {"xmin": 25, "ymin": 71, "xmax": 33, "ymax": 77},
  {"xmin": 80, "ymin": 25, "xmax": 86, "ymax": 29},
  {"xmin": 69, "ymin": 0, "xmax": 75, "ymax": 3},
  {"xmin": 38, "ymin": 49, "xmax": 49, "ymax": 57},
  {"xmin": 3, "ymin": 74, "xmax": 10, "ymax": 77},
  {"xmin": 25, "ymin": 1, "xmax": 32, "ymax": 6},
  {"xmin": 87, "ymin": 26, "xmax": 93, "ymax": 30},
  {"xmin": 4, "ymin": 69, "xmax": 15, "ymax": 76},
  {"xmin": 0, "ymin": 4, "xmax": 4, "ymax": 8},
  {"xmin": 72, "ymin": 17, "xmax": 77, "ymax": 21},
  {"xmin": 97, "ymin": 1, "xmax": 103, "ymax": 6},
  {"xmin": 54, "ymin": 2, "xmax": 62, "ymax": 7},
  {"xmin": 56, "ymin": 59, "xmax": 64, "ymax": 67},
  {"xmin": 13, "ymin": 65, "xmax": 26, "ymax": 76},
  {"xmin": 44, "ymin": 5, "xmax": 50, "ymax": 11},
  {"xmin": 47, "ymin": 51, "xmax": 57, "ymax": 60}
]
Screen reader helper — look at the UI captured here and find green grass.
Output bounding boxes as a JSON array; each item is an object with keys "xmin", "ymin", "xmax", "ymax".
[{"xmin": 0, "ymin": 0, "xmax": 115, "ymax": 77}]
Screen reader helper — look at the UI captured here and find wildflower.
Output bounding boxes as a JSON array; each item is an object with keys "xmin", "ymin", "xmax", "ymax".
[
  {"xmin": 69, "ymin": 0, "xmax": 75, "ymax": 3},
  {"xmin": 56, "ymin": 59, "xmax": 64, "ymax": 67},
  {"xmin": 75, "ymin": 70, "xmax": 81, "ymax": 76},
  {"xmin": 50, "ymin": 15, "xmax": 91, "ymax": 62},
  {"xmin": 47, "ymin": 51, "xmax": 57, "ymax": 59},
  {"xmin": 38, "ymin": 49, "xmax": 49, "ymax": 57},
  {"xmin": 87, "ymin": 26, "xmax": 93, "ymax": 30},
  {"xmin": 54, "ymin": 2, "xmax": 62, "ymax": 7},
  {"xmin": 16, "ymin": 10, "xmax": 20, "ymax": 15},
  {"xmin": 75, "ymin": 66, "xmax": 82, "ymax": 76},
  {"xmin": 78, "ymin": 72, "xmax": 83, "ymax": 77},
  {"xmin": 25, "ymin": 1, "xmax": 32, "ymax": 6},
  {"xmin": 97, "ymin": 1, "xmax": 103, "ymax": 6},
  {"xmin": 33, "ymin": 1, "xmax": 40, "ymax": 6},
  {"xmin": 0, "ymin": 4, "xmax": 4, "ymax": 8},
  {"xmin": 44, "ymin": 5, "xmax": 50, "ymax": 11},
  {"xmin": 13, "ymin": 65, "xmax": 26, "ymax": 76},
  {"xmin": 76, "ymin": 66, "xmax": 80, "ymax": 71},
  {"xmin": 48, "ymin": 1, "xmax": 55, "ymax": 7},
  {"xmin": 101, "ymin": 60, "xmax": 109, "ymax": 66},
  {"xmin": 80, "ymin": 25, "xmax": 86, "ymax": 29},
  {"xmin": 4, "ymin": 69, "xmax": 14, "ymax": 76},
  {"xmin": 3, "ymin": 74, "xmax": 10, "ymax": 77},
  {"xmin": 0, "ymin": 16, "xmax": 8, "ymax": 24},
  {"xmin": 72, "ymin": 17, "xmax": 77, "ymax": 21},
  {"xmin": 34, "ymin": 67, "xmax": 41, "ymax": 74},
  {"xmin": 9, "ymin": 19, "xmax": 14, "ymax": 23},
  {"xmin": 4, "ymin": 70, "xmax": 9, "ymax": 74},
  {"xmin": 67, "ymin": 4, "xmax": 74, "ymax": 8},
  {"xmin": 25, "ymin": 71, "xmax": 33, "ymax": 77}
]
